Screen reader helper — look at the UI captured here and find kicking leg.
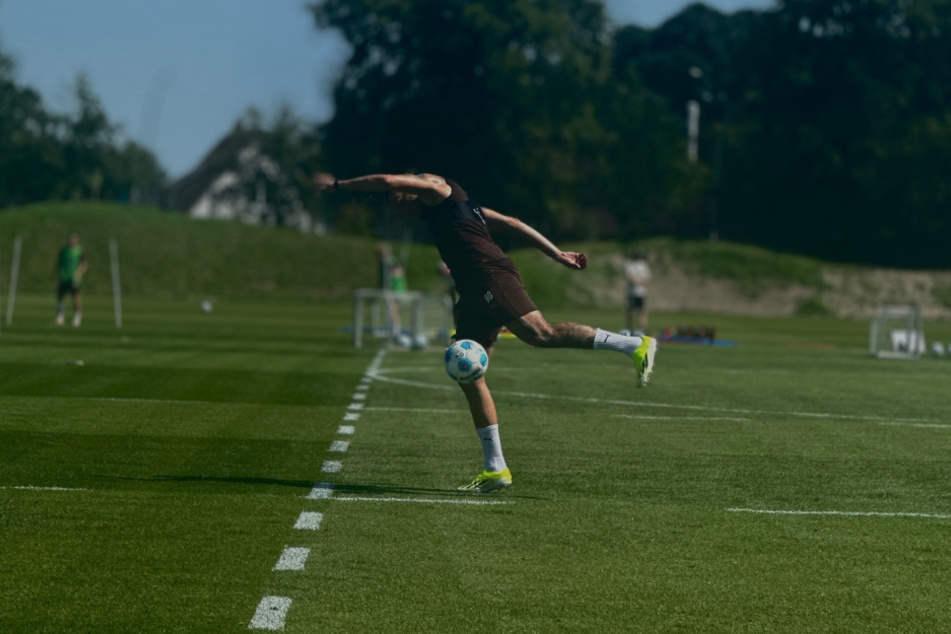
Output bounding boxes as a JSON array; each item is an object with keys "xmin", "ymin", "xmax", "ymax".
[{"xmin": 507, "ymin": 310, "xmax": 657, "ymax": 386}]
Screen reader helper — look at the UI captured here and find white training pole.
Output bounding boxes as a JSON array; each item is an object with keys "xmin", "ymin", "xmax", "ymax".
[
  {"xmin": 6, "ymin": 235, "xmax": 22, "ymax": 325},
  {"xmin": 109, "ymin": 239, "xmax": 122, "ymax": 329}
]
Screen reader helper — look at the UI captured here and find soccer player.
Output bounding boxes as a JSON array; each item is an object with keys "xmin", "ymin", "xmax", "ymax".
[
  {"xmin": 315, "ymin": 172, "xmax": 656, "ymax": 492},
  {"xmin": 624, "ymin": 248, "xmax": 652, "ymax": 335},
  {"xmin": 54, "ymin": 233, "xmax": 88, "ymax": 327}
]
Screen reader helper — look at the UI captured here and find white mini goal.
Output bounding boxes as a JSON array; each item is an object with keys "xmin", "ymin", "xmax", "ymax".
[
  {"xmin": 352, "ymin": 289, "xmax": 453, "ymax": 349},
  {"xmin": 869, "ymin": 305, "xmax": 924, "ymax": 360}
]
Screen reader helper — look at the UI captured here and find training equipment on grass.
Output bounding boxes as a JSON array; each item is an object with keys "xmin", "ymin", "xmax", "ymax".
[
  {"xmin": 444, "ymin": 339, "xmax": 489, "ymax": 384},
  {"xmin": 351, "ymin": 288, "xmax": 453, "ymax": 349},
  {"xmin": 869, "ymin": 305, "xmax": 924, "ymax": 359}
]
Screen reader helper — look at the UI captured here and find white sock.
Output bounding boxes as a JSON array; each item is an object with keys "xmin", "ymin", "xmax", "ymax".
[
  {"xmin": 476, "ymin": 424, "xmax": 507, "ymax": 472},
  {"xmin": 593, "ymin": 328, "xmax": 643, "ymax": 356}
]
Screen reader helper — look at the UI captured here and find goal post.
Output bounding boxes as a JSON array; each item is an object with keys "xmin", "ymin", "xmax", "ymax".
[
  {"xmin": 869, "ymin": 305, "xmax": 924, "ymax": 360},
  {"xmin": 352, "ymin": 289, "xmax": 453, "ymax": 349}
]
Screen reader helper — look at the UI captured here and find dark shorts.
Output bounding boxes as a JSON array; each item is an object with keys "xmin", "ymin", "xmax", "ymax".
[
  {"xmin": 628, "ymin": 295, "xmax": 646, "ymax": 310},
  {"xmin": 57, "ymin": 280, "xmax": 80, "ymax": 297},
  {"xmin": 454, "ymin": 270, "xmax": 538, "ymax": 349}
]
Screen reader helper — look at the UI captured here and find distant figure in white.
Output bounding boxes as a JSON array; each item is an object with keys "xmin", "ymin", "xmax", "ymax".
[{"xmin": 625, "ymin": 248, "xmax": 651, "ymax": 336}]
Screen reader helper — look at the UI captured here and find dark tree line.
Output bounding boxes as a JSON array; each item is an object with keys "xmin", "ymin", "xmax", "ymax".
[
  {"xmin": 312, "ymin": 0, "xmax": 951, "ymax": 268},
  {"xmin": 0, "ymin": 44, "xmax": 165, "ymax": 208}
]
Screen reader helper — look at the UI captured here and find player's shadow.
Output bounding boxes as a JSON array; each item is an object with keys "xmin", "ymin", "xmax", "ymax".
[{"xmin": 99, "ymin": 474, "xmax": 543, "ymax": 499}]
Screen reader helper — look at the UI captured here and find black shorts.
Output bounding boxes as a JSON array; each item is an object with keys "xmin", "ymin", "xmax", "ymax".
[
  {"xmin": 454, "ymin": 271, "xmax": 538, "ymax": 349},
  {"xmin": 57, "ymin": 280, "xmax": 80, "ymax": 297},
  {"xmin": 628, "ymin": 295, "xmax": 646, "ymax": 310}
]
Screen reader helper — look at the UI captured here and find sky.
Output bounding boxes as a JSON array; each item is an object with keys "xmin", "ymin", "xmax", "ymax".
[{"xmin": 0, "ymin": 0, "xmax": 774, "ymax": 179}]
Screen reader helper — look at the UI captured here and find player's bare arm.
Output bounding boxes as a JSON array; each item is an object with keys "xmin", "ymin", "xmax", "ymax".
[
  {"xmin": 482, "ymin": 207, "xmax": 587, "ymax": 270},
  {"xmin": 313, "ymin": 172, "xmax": 451, "ymax": 204}
]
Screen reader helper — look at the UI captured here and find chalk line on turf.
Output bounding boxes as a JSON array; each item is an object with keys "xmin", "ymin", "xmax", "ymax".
[
  {"xmin": 335, "ymin": 496, "xmax": 513, "ymax": 506},
  {"xmin": 366, "ymin": 368, "xmax": 946, "ymax": 425},
  {"xmin": 249, "ymin": 596, "xmax": 292, "ymax": 630},
  {"xmin": 727, "ymin": 508, "xmax": 951, "ymax": 520}
]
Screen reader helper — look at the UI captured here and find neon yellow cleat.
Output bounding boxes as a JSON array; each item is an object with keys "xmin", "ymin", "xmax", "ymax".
[
  {"xmin": 458, "ymin": 468, "xmax": 512, "ymax": 493},
  {"xmin": 632, "ymin": 336, "xmax": 657, "ymax": 387}
]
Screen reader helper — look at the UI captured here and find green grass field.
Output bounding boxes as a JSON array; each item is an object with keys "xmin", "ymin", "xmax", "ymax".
[{"xmin": 2, "ymin": 293, "xmax": 951, "ymax": 633}]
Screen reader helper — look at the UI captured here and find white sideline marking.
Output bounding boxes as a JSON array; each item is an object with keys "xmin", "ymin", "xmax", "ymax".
[
  {"xmin": 343, "ymin": 412, "xmax": 360, "ymax": 421},
  {"xmin": 352, "ymin": 393, "xmax": 367, "ymax": 401},
  {"xmin": 355, "ymin": 384, "xmax": 370, "ymax": 391},
  {"xmin": 249, "ymin": 596, "xmax": 292, "ymax": 630},
  {"xmin": 294, "ymin": 511, "xmax": 323, "ymax": 530},
  {"xmin": 347, "ymin": 402, "xmax": 364, "ymax": 411},
  {"xmin": 361, "ymin": 376, "xmax": 373, "ymax": 384},
  {"xmin": 306, "ymin": 482, "xmax": 334, "ymax": 500},
  {"xmin": 337, "ymin": 425, "xmax": 355, "ymax": 435},
  {"xmin": 612, "ymin": 414, "xmax": 751, "ymax": 422},
  {"xmin": 727, "ymin": 508, "xmax": 951, "ymax": 520},
  {"xmin": 0, "ymin": 485, "xmax": 89, "ymax": 492},
  {"xmin": 273, "ymin": 547, "xmax": 310, "ymax": 571},
  {"xmin": 879, "ymin": 422, "xmax": 951, "ymax": 429},
  {"xmin": 321, "ymin": 460, "xmax": 343, "ymax": 473},
  {"xmin": 329, "ymin": 440, "xmax": 349, "ymax": 453},
  {"xmin": 336, "ymin": 496, "xmax": 514, "ymax": 506},
  {"xmin": 365, "ymin": 406, "xmax": 467, "ymax": 414},
  {"xmin": 367, "ymin": 370, "xmax": 944, "ymax": 425}
]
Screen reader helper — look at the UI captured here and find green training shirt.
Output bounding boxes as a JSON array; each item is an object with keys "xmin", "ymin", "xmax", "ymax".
[{"xmin": 59, "ymin": 245, "xmax": 85, "ymax": 283}]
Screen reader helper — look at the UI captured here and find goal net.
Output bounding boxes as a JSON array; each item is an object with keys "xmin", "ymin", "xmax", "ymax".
[
  {"xmin": 869, "ymin": 305, "xmax": 924, "ymax": 359},
  {"xmin": 352, "ymin": 289, "xmax": 454, "ymax": 349}
]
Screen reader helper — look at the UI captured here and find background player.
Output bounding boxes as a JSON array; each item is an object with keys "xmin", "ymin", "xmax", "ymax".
[
  {"xmin": 54, "ymin": 233, "xmax": 88, "ymax": 327},
  {"xmin": 315, "ymin": 172, "xmax": 656, "ymax": 492},
  {"xmin": 625, "ymin": 248, "xmax": 652, "ymax": 335}
]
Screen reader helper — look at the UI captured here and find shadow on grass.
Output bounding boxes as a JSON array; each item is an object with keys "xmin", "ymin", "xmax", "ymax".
[{"xmin": 95, "ymin": 473, "xmax": 547, "ymax": 500}]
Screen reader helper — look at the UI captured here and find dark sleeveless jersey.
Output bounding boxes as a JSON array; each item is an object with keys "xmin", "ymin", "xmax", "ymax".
[{"xmin": 419, "ymin": 178, "xmax": 519, "ymax": 295}]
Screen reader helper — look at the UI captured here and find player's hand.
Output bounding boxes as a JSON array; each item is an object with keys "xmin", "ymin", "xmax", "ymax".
[
  {"xmin": 312, "ymin": 172, "xmax": 336, "ymax": 192},
  {"xmin": 556, "ymin": 251, "xmax": 587, "ymax": 270}
]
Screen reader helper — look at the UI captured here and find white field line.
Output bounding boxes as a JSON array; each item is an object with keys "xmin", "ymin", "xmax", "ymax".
[
  {"xmin": 352, "ymin": 393, "xmax": 367, "ymax": 401},
  {"xmin": 728, "ymin": 508, "xmax": 951, "ymax": 520},
  {"xmin": 367, "ymin": 369, "xmax": 944, "ymax": 425},
  {"xmin": 335, "ymin": 496, "xmax": 514, "ymax": 506},
  {"xmin": 343, "ymin": 412, "xmax": 360, "ymax": 421},
  {"xmin": 306, "ymin": 483, "xmax": 334, "ymax": 500},
  {"xmin": 337, "ymin": 425, "xmax": 355, "ymax": 435},
  {"xmin": 347, "ymin": 402, "xmax": 364, "ymax": 411},
  {"xmin": 364, "ymin": 406, "xmax": 467, "ymax": 414},
  {"xmin": 0, "ymin": 485, "xmax": 89, "ymax": 492},
  {"xmin": 294, "ymin": 511, "xmax": 323, "ymax": 530},
  {"xmin": 273, "ymin": 547, "xmax": 310, "ymax": 571},
  {"xmin": 612, "ymin": 414, "xmax": 751, "ymax": 422},
  {"xmin": 249, "ymin": 596, "xmax": 292, "ymax": 630},
  {"xmin": 879, "ymin": 422, "xmax": 951, "ymax": 429},
  {"xmin": 321, "ymin": 460, "xmax": 343, "ymax": 473},
  {"xmin": 329, "ymin": 440, "xmax": 349, "ymax": 453},
  {"xmin": 355, "ymin": 384, "xmax": 370, "ymax": 391}
]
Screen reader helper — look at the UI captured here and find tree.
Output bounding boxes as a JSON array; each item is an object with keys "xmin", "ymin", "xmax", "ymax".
[{"xmin": 310, "ymin": 0, "xmax": 702, "ymax": 240}]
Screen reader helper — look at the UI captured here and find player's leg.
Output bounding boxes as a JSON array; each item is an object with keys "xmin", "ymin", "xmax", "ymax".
[
  {"xmin": 456, "ymin": 375, "xmax": 512, "ymax": 492},
  {"xmin": 637, "ymin": 299, "xmax": 649, "ymax": 333},
  {"xmin": 72, "ymin": 286, "xmax": 83, "ymax": 327},
  {"xmin": 55, "ymin": 283, "xmax": 67, "ymax": 326},
  {"xmin": 507, "ymin": 310, "xmax": 657, "ymax": 387}
]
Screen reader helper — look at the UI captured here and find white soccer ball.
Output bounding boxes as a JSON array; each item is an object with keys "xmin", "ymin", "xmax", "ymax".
[
  {"xmin": 200, "ymin": 300, "xmax": 213, "ymax": 313},
  {"xmin": 931, "ymin": 342, "xmax": 945, "ymax": 356},
  {"xmin": 444, "ymin": 339, "xmax": 489, "ymax": 384}
]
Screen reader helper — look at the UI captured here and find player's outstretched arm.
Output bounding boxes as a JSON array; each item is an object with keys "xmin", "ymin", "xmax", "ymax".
[
  {"xmin": 482, "ymin": 207, "xmax": 587, "ymax": 270},
  {"xmin": 313, "ymin": 172, "xmax": 450, "ymax": 204}
]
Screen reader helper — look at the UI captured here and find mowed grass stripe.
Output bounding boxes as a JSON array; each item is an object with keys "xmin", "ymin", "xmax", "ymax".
[{"xmin": 0, "ymin": 296, "xmax": 370, "ymax": 632}]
